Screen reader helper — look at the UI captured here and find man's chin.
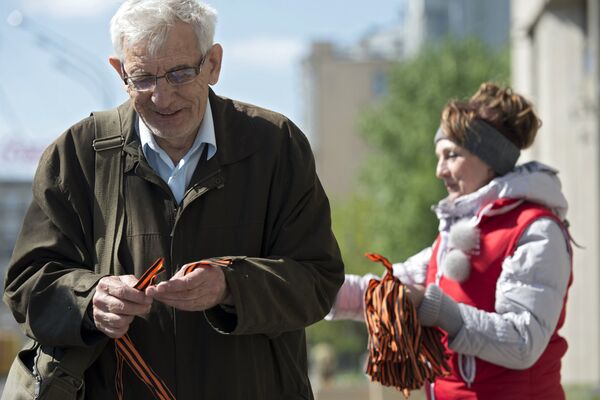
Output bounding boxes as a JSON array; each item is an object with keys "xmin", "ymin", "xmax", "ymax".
[
  {"xmin": 146, "ymin": 128, "xmax": 173, "ymax": 139},
  {"xmin": 145, "ymin": 122, "xmax": 181, "ymax": 139}
]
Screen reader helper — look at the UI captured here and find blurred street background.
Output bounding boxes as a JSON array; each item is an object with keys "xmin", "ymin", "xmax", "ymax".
[{"xmin": 1, "ymin": 0, "xmax": 600, "ymax": 398}]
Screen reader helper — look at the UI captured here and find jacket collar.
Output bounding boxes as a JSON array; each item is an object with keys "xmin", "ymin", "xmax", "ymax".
[
  {"xmin": 433, "ymin": 161, "xmax": 568, "ymax": 232},
  {"xmin": 118, "ymin": 89, "xmax": 261, "ymax": 172},
  {"xmin": 208, "ymin": 88, "xmax": 262, "ymax": 166}
]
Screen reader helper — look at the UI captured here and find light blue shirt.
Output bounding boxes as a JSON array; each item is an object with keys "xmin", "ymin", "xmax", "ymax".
[{"xmin": 138, "ymin": 101, "xmax": 217, "ymax": 204}]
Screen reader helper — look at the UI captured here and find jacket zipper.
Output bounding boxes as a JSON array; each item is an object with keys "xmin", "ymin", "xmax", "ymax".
[
  {"xmin": 33, "ymin": 344, "xmax": 42, "ymax": 399},
  {"xmin": 168, "ymin": 186, "xmax": 211, "ymax": 239},
  {"xmin": 169, "ymin": 169, "xmax": 224, "ymax": 238},
  {"xmin": 168, "ymin": 169, "xmax": 224, "ymax": 396}
]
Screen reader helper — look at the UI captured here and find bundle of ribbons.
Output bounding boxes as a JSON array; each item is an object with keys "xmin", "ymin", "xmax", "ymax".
[
  {"xmin": 363, "ymin": 253, "xmax": 449, "ymax": 399},
  {"xmin": 114, "ymin": 257, "xmax": 233, "ymax": 400}
]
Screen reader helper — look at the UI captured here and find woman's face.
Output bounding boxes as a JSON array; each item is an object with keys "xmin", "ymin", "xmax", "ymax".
[{"xmin": 435, "ymin": 139, "xmax": 495, "ymax": 201}]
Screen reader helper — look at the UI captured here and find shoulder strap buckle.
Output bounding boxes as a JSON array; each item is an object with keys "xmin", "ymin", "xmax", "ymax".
[{"xmin": 92, "ymin": 135, "xmax": 125, "ymax": 152}]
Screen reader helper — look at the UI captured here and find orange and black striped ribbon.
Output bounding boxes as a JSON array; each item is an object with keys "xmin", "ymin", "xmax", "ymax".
[
  {"xmin": 115, "ymin": 333, "xmax": 175, "ymax": 400},
  {"xmin": 115, "ymin": 257, "xmax": 175, "ymax": 400},
  {"xmin": 182, "ymin": 257, "xmax": 233, "ymax": 275},
  {"xmin": 363, "ymin": 253, "xmax": 450, "ymax": 399},
  {"xmin": 114, "ymin": 257, "xmax": 234, "ymax": 400}
]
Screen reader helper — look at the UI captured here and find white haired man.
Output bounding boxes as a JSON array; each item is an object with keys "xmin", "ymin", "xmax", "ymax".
[{"xmin": 3, "ymin": 1, "xmax": 343, "ymax": 399}]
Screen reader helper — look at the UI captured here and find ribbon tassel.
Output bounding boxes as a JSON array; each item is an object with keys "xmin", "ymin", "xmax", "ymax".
[{"xmin": 364, "ymin": 253, "xmax": 450, "ymax": 399}]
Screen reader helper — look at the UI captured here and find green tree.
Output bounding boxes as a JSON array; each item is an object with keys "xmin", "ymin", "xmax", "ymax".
[
  {"xmin": 308, "ymin": 38, "xmax": 509, "ymax": 374},
  {"xmin": 353, "ymin": 38, "xmax": 509, "ymax": 266}
]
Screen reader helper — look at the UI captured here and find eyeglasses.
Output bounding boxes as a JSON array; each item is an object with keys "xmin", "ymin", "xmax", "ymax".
[{"xmin": 121, "ymin": 56, "xmax": 206, "ymax": 92}]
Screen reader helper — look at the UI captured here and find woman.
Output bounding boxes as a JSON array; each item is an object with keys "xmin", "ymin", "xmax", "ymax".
[{"xmin": 329, "ymin": 82, "xmax": 573, "ymax": 399}]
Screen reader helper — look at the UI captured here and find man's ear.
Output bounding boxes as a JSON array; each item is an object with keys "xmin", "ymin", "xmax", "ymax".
[
  {"xmin": 109, "ymin": 56, "xmax": 124, "ymax": 78},
  {"xmin": 206, "ymin": 44, "xmax": 223, "ymax": 86}
]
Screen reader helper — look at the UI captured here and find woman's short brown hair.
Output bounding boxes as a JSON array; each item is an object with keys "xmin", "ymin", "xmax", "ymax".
[{"xmin": 440, "ymin": 82, "xmax": 541, "ymax": 150}]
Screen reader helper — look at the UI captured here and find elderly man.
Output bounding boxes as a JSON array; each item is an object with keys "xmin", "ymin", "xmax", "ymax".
[{"xmin": 2, "ymin": 0, "xmax": 343, "ymax": 399}]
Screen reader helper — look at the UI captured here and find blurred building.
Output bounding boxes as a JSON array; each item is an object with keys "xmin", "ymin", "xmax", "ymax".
[
  {"xmin": 0, "ymin": 133, "xmax": 43, "ymax": 330},
  {"xmin": 0, "ymin": 182, "xmax": 31, "ymax": 264},
  {"xmin": 403, "ymin": 0, "xmax": 510, "ymax": 57},
  {"xmin": 303, "ymin": 0, "xmax": 510, "ymax": 200},
  {"xmin": 303, "ymin": 42, "xmax": 394, "ymax": 201},
  {"xmin": 0, "ymin": 181, "xmax": 31, "ymax": 329},
  {"xmin": 512, "ymin": 0, "xmax": 600, "ymax": 387}
]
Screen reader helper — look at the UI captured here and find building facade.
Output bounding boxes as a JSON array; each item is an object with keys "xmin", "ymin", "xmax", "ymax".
[
  {"xmin": 303, "ymin": 42, "xmax": 394, "ymax": 200},
  {"xmin": 403, "ymin": 0, "xmax": 509, "ymax": 57},
  {"xmin": 304, "ymin": 0, "xmax": 510, "ymax": 200},
  {"xmin": 0, "ymin": 134, "xmax": 44, "ymax": 331},
  {"xmin": 512, "ymin": 0, "xmax": 600, "ymax": 386},
  {"xmin": 0, "ymin": 182, "xmax": 31, "ymax": 329}
]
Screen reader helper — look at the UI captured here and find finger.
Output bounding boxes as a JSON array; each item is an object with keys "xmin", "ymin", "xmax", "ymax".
[
  {"xmin": 152, "ymin": 283, "xmax": 225, "ymax": 311},
  {"xmin": 100, "ymin": 325, "xmax": 130, "ymax": 339},
  {"xmin": 95, "ymin": 312, "xmax": 134, "ymax": 330},
  {"xmin": 404, "ymin": 285, "xmax": 424, "ymax": 307},
  {"xmin": 120, "ymin": 274, "xmax": 140, "ymax": 287},
  {"xmin": 107, "ymin": 297, "xmax": 152, "ymax": 316},
  {"xmin": 150, "ymin": 290, "xmax": 201, "ymax": 304},
  {"xmin": 155, "ymin": 295, "xmax": 212, "ymax": 312},
  {"xmin": 93, "ymin": 289, "xmax": 152, "ymax": 316},
  {"xmin": 179, "ymin": 261, "xmax": 210, "ymax": 277},
  {"xmin": 154, "ymin": 297, "xmax": 194, "ymax": 311},
  {"xmin": 97, "ymin": 276, "xmax": 152, "ymax": 305},
  {"xmin": 153, "ymin": 268, "xmax": 208, "ymax": 293},
  {"xmin": 93, "ymin": 311, "xmax": 134, "ymax": 337}
]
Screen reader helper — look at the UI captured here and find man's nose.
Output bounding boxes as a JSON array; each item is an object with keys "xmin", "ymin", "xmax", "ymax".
[{"xmin": 151, "ymin": 78, "xmax": 175, "ymax": 107}]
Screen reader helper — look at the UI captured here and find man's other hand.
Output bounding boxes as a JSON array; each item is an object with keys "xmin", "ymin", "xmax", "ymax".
[
  {"xmin": 92, "ymin": 275, "xmax": 153, "ymax": 338},
  {"xmin": 145, "ymin": 263, "xmax": 232, "ymax": 311}
]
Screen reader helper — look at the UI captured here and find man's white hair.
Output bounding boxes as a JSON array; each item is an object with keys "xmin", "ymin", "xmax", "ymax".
[{"xmin": 110, "ymin": 0, "xmax": 217, "ymax": 59}]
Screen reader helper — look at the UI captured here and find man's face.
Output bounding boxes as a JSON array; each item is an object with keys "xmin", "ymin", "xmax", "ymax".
[
  {"xmin": 435, "ymin": 139, "xmax": 494, "ymax": 201},
  {"xmin": 111, "ymin": 21, "xmax": 221, "ymax": 147}
]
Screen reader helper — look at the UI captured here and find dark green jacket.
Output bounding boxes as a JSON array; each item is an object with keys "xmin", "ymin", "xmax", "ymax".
[{"xmin": 4, "ymin": 91, "xmax": 344, "ymax": 399}]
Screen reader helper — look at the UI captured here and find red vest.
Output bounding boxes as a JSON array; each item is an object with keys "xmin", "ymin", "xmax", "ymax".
[{"xmin": 425, "ymin": 199, "xmax": 572, "ymax": 400}]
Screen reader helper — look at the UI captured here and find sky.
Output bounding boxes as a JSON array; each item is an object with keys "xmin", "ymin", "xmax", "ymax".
[{"xmin": 0, "ymin": 0, "xmax": 404, "ymax": 179}]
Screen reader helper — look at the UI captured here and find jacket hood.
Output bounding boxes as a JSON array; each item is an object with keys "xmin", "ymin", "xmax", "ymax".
[{"xmin": 434, "ymin": 161, "xmax": 568, "ymax": 231}]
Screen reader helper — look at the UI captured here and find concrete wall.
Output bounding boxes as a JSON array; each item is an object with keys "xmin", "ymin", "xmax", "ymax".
[{"xmin": 512, "ymin": 0, "xmax": 600, "ymax": 385}]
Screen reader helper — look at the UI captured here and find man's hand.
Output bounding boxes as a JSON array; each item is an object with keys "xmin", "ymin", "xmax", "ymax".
[
  {"xmin": 145, "ymin": 263, "xmax": 232, "ymax": 311},
  {"xmin": 92, "ymin": 275, "xmax": 153, "ymax": 338}
]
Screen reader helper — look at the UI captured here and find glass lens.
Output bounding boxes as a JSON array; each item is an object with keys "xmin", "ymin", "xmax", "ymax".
[
  {"xmin": 129, "ymin": 76, "xmax": 155, "ymax": 91},
  {"xmin": 166, "ymin": 68, "xmax": 198, "ymax": 85}
]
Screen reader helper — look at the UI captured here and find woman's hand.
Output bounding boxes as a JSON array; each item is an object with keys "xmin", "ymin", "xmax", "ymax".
[{"xmin": 404, "ymin": 284, "xmax": 426, "ymax": 308}]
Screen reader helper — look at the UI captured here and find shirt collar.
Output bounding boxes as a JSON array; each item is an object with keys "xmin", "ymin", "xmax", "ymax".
[{"xmin": 138, "ymin": 100, "xmax": 217, "ymax": 164}]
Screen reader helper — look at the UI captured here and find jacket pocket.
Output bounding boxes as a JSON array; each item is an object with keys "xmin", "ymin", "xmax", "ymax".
[
  {"xmin": 1, "ymin": 341, "xmax": 87, "ymax": 400},
  {"xmin": 1, "ymin": 342, "xmax": 38, "ymax": 400}
]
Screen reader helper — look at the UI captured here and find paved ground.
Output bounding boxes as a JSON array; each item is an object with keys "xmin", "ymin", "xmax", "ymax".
[
  {"xmin": 0, "ymin": 376, "xmax": 6, "ymax": 397},
  {"xmin": 316, "ymin": 381, "xmax": 425, "ymax": 400},
  {"xmin": 0, "ymin": 376, "xmax": 422, "ymax": 400},
  {"xmin": 0, "ymin": 373, "xmax": 428, "ymax": 399}
]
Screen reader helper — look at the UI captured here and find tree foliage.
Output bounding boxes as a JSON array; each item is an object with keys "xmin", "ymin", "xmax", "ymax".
[
  {"xmin": 342, "ymin": 38, "xmax": 509, "ymax": 273},
  {"xmin": 308, "ymin": 38, "xmax": 509, "ymax": 372}
]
